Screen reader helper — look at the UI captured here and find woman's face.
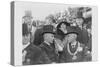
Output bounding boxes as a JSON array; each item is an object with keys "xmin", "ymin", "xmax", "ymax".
[
  {"xmin": 67, "ymin": 34, "xmax": 77, "ymax": 43},
  {"xmin": 60, "ymin": 23, "xmax": 66, "ymax": 30},
  {"xmin": 76, "ymin": 18, "xmax": 83, "ymax": 26}
]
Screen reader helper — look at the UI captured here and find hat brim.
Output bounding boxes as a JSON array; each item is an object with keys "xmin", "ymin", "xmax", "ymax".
[
  {"xmin": 42, "ymin": 32, "xmax": 55, "ymax": 35},
  {"xmin": 22, "ymin": 16, "xmax": 33, "ymax": 19},
  {"xmin": 64, "ymin": 32, "xmax": 79, "ymax": 36}
]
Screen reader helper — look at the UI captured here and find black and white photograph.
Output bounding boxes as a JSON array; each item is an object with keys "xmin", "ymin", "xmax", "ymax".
[
  {"xmin": 22, "ymin": 3, "xmax": 92, "ymax": 65},
  {"xmin": 11, "ymin": 1, "xmax": 98, "ymax": 66}
]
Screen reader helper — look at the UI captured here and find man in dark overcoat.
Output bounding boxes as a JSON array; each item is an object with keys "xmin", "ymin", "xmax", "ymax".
[
  {"xmin": 23, "ymin": 43, "xmax": 51, "ymax": 65},
  {"xmin": 39, "ymin": 25, "xmax": 59, "ymax": 63}
]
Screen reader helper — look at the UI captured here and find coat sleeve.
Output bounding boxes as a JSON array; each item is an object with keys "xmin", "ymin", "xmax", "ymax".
[
  {"xmin": 39, "ymin": 45, "xmax": 52, "ymax": 64},
  {"xmin": 39, "ymin": 50, "xmax": 52, "ymax": 64}
]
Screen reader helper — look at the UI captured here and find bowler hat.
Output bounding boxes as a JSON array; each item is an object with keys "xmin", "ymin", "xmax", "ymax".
[{"xmin": 42, "ymin": 25, "xmax": 55, "ymax": 35}]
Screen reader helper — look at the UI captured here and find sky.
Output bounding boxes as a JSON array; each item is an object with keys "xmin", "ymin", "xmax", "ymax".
[
  {"xmin": 15, "ymin": 1, "xmax": 89, "ymax": 21},
  {"xmin": 15, "ymin": 1, "xmax": 92, "ymax": 23}
]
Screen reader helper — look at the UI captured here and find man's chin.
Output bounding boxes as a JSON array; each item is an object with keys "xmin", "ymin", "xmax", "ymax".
[{"xmin": 50, "ymin": 42, "xmax": 53, "ymax": 44}]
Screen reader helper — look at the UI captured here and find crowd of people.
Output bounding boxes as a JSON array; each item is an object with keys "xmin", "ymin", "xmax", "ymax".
[{"xmin": 22, "ymin": 7, "xmax": 92, "ymax": 65}]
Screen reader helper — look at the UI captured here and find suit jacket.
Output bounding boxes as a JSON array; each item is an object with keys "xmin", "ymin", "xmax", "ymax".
[
  {"xmin": 39, "ymin": 42, "xmax": 59, "ymax": 63},
  {"xmin": 23, "ymin": 44, "xmax": 51, "ymax": 65}
]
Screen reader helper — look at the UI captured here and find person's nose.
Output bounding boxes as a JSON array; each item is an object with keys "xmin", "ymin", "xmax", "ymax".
[{"xmin": 52, "ymin": 37, "xmax": 55, "ymax": 40}]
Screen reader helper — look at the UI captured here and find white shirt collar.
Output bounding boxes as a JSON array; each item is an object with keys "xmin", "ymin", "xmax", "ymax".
[
  {"xmin": 44, "ymin": 41, "xmax": 50, "ymax": 46},
  {"xmin": 23, "ymin": 42, "xmax": 30, "ymax": 50}
]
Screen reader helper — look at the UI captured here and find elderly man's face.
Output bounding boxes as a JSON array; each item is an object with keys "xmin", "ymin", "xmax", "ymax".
[{"xmin": 44, "ymin": 33, "xmax": 54, "ymax": 43}]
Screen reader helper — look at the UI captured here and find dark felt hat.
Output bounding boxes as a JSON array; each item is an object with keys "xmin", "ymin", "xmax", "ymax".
[
  {"xmin": 64, "ymin": 27, "xmax": 79, "ymax": 36},
  {"xmin": 42, "ymin": 25, "xmax": 55, "ymax": 35},
  {"xmin": 64, "ymin": 31, "xmax": 79, "ymax": 36}
]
